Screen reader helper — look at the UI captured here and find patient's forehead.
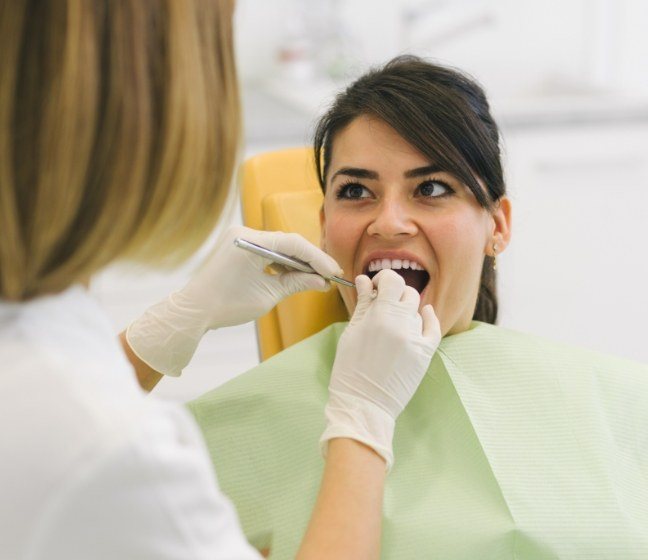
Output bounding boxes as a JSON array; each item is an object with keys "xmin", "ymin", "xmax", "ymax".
[{"xmin": 329, "ymin": 116, "xmax": 432, "ymax": 176}]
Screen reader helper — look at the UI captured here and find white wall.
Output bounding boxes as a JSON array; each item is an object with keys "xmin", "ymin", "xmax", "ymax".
[
  {"xmin": 234, "ymin": 0, "xmax": 648, "ymax": 97},
  {"xmin": 498, "ymin": 123, "xmax": 648, "ymax": 362}
]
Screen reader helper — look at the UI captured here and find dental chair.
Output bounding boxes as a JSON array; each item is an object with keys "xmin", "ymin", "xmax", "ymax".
[{"xmin": 239, "ymin": 147, "xmax": 348, "ymax": 361}]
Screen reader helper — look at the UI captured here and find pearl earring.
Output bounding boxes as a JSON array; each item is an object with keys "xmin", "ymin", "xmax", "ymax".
[{"xmin": 492, "ymin": 243, "xmax": 498, "ymax": 271}]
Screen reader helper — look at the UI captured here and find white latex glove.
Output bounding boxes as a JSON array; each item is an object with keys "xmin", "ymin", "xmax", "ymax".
[
  {"xmin": 126, "ymin": 226, "xmax": 343, "ymax": 376},
  {"xmin": 320, "ymin": 269, "xmax": 441, "ymax": 471}
]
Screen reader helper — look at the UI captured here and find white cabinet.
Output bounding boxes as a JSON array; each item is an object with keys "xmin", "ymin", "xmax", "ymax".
[{"xmin": 498, "ymin": 123, "xmax": 648, "ymax": 362}]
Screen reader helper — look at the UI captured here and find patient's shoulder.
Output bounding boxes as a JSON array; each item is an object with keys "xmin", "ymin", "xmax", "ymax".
[{"xmin": 441, "ymin": 321, "xmax": 647, "ymax": 379}]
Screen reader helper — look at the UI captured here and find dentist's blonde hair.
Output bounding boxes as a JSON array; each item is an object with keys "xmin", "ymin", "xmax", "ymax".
[{"xmin": 0, "ymin": 0, "xmax": 240, "ymax": 301}]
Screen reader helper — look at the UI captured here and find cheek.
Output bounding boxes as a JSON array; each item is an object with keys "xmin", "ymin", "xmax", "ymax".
[
  {"xmin": 425, "ymin": 211, "xmax": 488, "ymax": 275},
  {"xmin": 322, "ymin": 209, "xmax": 365, "ymax": 315},
  {"xmin": 322, "ymin": 211, "xmax": 364, "ymax": 264},
  {"xmin": 420, "ymin": 210, "xmax": 489, "ymax": 331}
]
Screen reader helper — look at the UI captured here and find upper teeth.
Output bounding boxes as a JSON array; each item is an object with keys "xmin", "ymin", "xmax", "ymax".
[{"xmin": 367, "ymin": 258, "xmax": 424, "ymax": 272}]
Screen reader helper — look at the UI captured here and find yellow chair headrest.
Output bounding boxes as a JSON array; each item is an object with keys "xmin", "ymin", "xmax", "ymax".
[{"xmin": 239, "ymin": 148, "xmax": 348, "ymax": 360}]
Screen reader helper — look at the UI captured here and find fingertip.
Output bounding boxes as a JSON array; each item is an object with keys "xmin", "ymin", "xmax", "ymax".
[
  {"xmin": 312, "ymin": 275, "xmax": 328, "ymax": 292},
  {"xmin": 421, "ymin": 304, "xmax": 441, "ymax": 340},
  {"xmin": 312, "ymin": 276, "xmax": 331, "ymax": 292},
  {"xmin": 372, "ymin": 269, "xmax": 406, "ymax": 301},
  {"xmin": 318, "ymin": 255, "xmax": 342, "ymax": 278},
  {"xmin": 333, "ymin": 262, "xmax": 344, "ymax": 277},
  {"xmin": 400, "ymin": 285, "xmax": 420, "ymax": 306},
  {"xmin": 354, "ymin": 274, "xmax": 373, "ymax": 296},
  {"xmin": 312, "ymin": 253, "xmax": 342, "ymax": 280},
  {"xmin": 372, "ymin": 268, "xmax": 405, "ymax": 287}
]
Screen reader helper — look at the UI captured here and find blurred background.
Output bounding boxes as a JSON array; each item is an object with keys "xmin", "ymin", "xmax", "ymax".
[{"xmin": 91, "ymin": 0, "xmax": 648, "ymax": 402}]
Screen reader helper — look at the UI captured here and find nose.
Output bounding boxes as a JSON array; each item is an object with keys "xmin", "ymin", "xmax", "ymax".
[{"xmin": 366, "ymin": 197, "xmax": 418, "ymax": 239}]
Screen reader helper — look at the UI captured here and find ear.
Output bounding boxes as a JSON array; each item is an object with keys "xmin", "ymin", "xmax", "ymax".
[
  {"xmin": 488, "ymin": 196, "xmax": 512, "ymax": 256},
  {"xmin": 319, "ymin": 205, "xmax": 327, "ymax": 251}
]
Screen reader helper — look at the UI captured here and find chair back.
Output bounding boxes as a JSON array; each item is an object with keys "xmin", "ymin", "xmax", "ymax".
[{"xmin": 239, "ymin": 147, "xmax": 348, "ymax": 360}]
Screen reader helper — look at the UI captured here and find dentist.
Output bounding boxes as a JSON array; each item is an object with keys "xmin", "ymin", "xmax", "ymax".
[{"xmin": 0, "ymin": 2, "xmax": 440, "ymax": 559}]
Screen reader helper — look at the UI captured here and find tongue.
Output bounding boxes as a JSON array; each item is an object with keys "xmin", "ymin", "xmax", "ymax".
[{"xmin": 396, "ymin": 269, "xmax": 429, "ymax": 293}]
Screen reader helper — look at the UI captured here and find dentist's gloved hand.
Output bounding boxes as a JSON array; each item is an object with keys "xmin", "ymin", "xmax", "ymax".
[
  {"xmin": 320, "ymin": 269, "xmax": 441, "ymax": 471},
  {"xmin": 126, "ymin": 226, "xmax": 342, "ymax": 376}
]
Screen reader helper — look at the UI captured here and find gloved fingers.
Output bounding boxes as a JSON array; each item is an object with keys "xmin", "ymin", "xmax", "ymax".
[
  {"xmin": 355, "ymin": 274, "xmax": 374, "ymax": 300},
  {"xmin": 372, "ymin": 269, "xmax": 406, "ymax": 302},
  {"xmin": 413, "ymin": 312, "xmax": 424, "ymax": 337},
  {"xmin": 351, "ymin": 275, "xmax": 374, "ymax": 320},
  {"xmin": 421, "ymin": 304, "xmax": 442, "ymax": 342},
  {"xmin": 274, "ymin": 270, "xmax": 329, "ymax": 295},
  {"xmin": 262, "ymin": 231, "xmax": 343, "ymax": 279},
  {"xmin": 399, "ymin": 285, "xmax": 421, "ymax": 310},
  {"xmin": 215, "ymin": 226, "xmax": 270, "ymax": 270},
  {"xmin": 227, "ymin": 227, "xmax": 305, "ymax": 272}
]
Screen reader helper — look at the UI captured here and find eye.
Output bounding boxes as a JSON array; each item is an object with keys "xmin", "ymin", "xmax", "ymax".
[
  {"xmin": 336, "ymin": 182, "xmax": 372, "ymax": 200},
  {"xmin": 415, "ymin": 179, "xmax": 453, "ymax": 199}
]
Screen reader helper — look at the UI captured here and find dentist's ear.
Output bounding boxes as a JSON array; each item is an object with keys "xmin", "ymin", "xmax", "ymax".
[{"xmin": 488, "ymin": 196, "xmax": 512, "ymax": 254}]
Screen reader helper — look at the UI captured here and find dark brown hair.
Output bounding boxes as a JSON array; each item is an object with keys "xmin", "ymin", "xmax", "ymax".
[
  {"xmin": 314, "ymin": 55, "xmax": 505, "ymax": 324},
  {"xmin": 0, "ymin": 0, "xmax": 239, "ymax": 301}
]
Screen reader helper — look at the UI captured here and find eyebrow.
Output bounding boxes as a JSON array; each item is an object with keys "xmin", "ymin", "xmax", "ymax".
[
  {"xmin": 330, "ymin": 164, "xmax": 445, "ymax": 182},
  {"xmin": 330, "ymin": 167, "xmax": 379, "ymax": 182},
  {"xmin": 404, "ymin": 164, "xmax": 444, "ymax": 178}
]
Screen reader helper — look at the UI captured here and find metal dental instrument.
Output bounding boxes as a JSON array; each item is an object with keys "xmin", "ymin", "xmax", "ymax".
[{"xmin": 234, "ymin": 237, "xmax": 355, "ymax": 288}]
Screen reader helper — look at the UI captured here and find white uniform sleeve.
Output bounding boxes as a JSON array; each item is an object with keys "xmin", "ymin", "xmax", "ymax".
[{"xmin": 27, "ymin": 401, "xmax": 262, "ymax": 560}]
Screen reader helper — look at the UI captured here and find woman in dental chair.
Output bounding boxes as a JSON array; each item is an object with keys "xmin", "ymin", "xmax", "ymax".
[{"xmin": 189, "ymin": 56, "xmax": 648, "ymax": 559}]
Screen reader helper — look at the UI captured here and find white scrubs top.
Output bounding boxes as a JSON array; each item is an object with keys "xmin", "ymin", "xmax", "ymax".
[{"xmin": 0, "ymin": 286, "xmax": 260, "ymax": 560}]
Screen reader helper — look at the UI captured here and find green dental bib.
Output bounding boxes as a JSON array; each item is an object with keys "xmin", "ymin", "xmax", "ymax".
[{"xmin": 188, "ymin": 322, "xmax": 648, "ymax": 559}]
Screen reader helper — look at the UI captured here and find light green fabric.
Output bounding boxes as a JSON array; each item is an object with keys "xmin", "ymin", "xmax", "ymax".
[{"xmin": 189, "ymin": 322, "xmax": 648, "ymax": 559}]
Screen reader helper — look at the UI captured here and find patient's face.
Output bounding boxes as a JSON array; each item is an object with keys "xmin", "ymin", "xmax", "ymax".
[{"xmin": 320, "ymin": 115, "xmax": 510, "ymax": 336}]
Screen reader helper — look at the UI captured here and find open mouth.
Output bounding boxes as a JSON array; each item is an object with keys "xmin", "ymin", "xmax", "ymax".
[{"xmin": 364, "ymin": 259, "xmax": 430, "ymax": 294}]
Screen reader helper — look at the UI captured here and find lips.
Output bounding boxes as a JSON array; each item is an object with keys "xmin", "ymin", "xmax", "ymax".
[{"xmin": 361, "ymin": 255, "xmax": 430, "ymax": 295}]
